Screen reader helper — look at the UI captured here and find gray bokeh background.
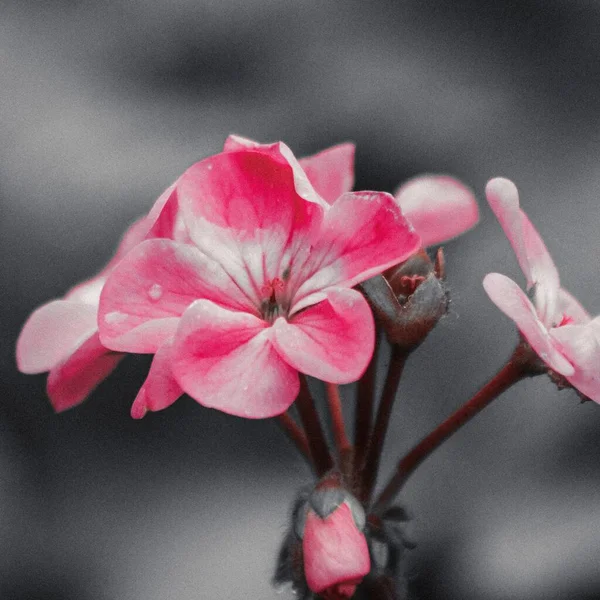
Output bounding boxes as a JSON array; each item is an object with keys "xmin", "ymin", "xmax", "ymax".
[{"xmin": 3, "ymin": 1, "xmax": 600, "ymax": 598}]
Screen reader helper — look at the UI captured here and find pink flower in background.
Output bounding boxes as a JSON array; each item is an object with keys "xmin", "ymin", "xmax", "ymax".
[
  {"xmin": 15, "ymin": 218, "xmax": 148, "ymax": 411},
  {"xmin": 394, "ymin": 174, "xmax": 479, "ymax": 247},
  {"xmin": 483, "ymin": 177, "xmax": 600, "ymax": 402},
  {"xmin": 99, "ymin": 146, "xmax": 420, "ymax": 418}
]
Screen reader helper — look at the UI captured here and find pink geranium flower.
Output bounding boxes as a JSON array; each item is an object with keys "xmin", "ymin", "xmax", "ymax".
[
  {"xmin": 483, "ymin": 177, "xmax": 600, "ymax": 402},
  {"xmin": 394, "ymin": 174, "xmax": 479, "ymax": 247},
  {"xmin": 15, "ymin": 218, "xmax": 149, "ymax": 411},
  {"xmin": 99, "ymin": 145, "xmax": 420, "ymax": 418}
]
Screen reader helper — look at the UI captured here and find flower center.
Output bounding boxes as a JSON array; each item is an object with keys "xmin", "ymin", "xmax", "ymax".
[
  {"xmin": 558, "ymin": 313, "xmax": 575, "ymax": 327},
  {"xmin": 260, "ymin": 277, "xmax": 288, "ymax": 323}
]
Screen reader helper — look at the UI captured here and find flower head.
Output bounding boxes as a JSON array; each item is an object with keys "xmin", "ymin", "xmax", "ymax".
[
  {"xmin": 483, "ymin": 177, "xmax": 600, "ymax": 402},
  {"xmin": 99, "ymin": 144, "xmax": 420, "ymax": 418}
]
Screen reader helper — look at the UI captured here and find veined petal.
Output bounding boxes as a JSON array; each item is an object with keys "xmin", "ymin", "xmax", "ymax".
[
  {"xmin": 291, "ymin": 191, "xmax": 421, "ymax": 312},
  {"xmin": 550, "ymin": 320, "xmax": 600, "ymax": 402},
  {"xmin": 483, "ymin": 273, "xmax": 574, "ymax": 376},
  {"xmin": 298, "ymin": 143, "xmax": 355, "ymax": 204},
  {"xmin": 130, "ymin": 338, "xmax": 182, "ymax": 419},
  {"xmin": 485, "ymin": 178, "xmax": 560, "ymax": 325},
  {"xmin": 272, "ymin": 288, "xmax": 374, "ymax": 383},
  {"xmin": 47, "ymin": 333, "xmax": 123, "ymax": 412},
  {"xmin": 178, "ymin": 150, "xmax": 324, "ymax": 304},
  {"xmin": 17, "ymin": 300, "xmax": 98, "ymax": 373},
  {"xmin": 172, "ymin": 300, "xmax": 299, "ymax": 418},
  {"xmin": 394, "ymin": 175, "xmax": 479, "ymax": 247},
  {"xmin": 99, "ymin": 239, "xmax": 255, "ymax": 353}
]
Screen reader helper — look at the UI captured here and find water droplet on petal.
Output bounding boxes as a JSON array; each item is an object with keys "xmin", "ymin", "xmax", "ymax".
[{"xmin": 148, "ymin": 283, "xmax": 163, "ymax": 301}]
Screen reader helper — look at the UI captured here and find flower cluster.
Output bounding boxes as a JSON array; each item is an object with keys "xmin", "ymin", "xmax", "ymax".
[{"xmin": 16, "ymin": 135, "xmax": 600, "ymax": 600}]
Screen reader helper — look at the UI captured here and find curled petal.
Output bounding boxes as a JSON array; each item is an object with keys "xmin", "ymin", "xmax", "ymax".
[
  {"xmin": 483, "ymin": 273, "xmax": 574, "ymax": 376},
  {"xmin": 272, "ymin": 288, "xmax": 374, "ymax": 383},
  {"xmin": 222, "ymin": 134, "xmax": 329, "ymax": 207},
  {"xmin": 130, "ymin": 338, "xmax": 182, "ymax": 419},
  {"xmin": 550, "ymin": 319, "xmax": 600, "ymax": 402},
  {"xmin": 292, "ymin": 191, "xmax": 421, "ymax": 311},
  {"xmin": 298, "ymin": 143, "xmax": 355, "ymax": 204},
  {"xmin": 486, "ymin": 178, "xmax": 560, "ymax": 325},
  {"xmin": 17, "ymin": 301, "xmax": 98, "ymax": 373},
  {"xmin": 394, "ymin": 175, "xmax": 479, "ymax": 247},
  {"xmin": 172, "ymin": 301, "xmax": 299, "ymax": 418},
  {"xmin": 47, "ymin": 333, "xmax": 123, "ymax": 412},
  {"xmin": 99, "ymin": 239, "xmax": 254, "ymax": 353}
]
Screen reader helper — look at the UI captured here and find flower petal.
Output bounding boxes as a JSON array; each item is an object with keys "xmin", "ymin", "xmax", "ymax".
[
  {"xmin": 483, "ymin": 273, "xmax": 574, "ymax": 376},
  {"xmin": 272, "ymin": 288, "xmax": 374, "ymax": 383},
  {"xmin": 222, "ymin": 135, "xmax": 329, "ymax": 208},
  {"xmin": 298, "ymin": 143, "xmax": 355, "ymax": 204},
  {"xmin": 557, "ymin": 287, "xmax": 590, "ymax": 325},
  {"xmin": 46, "ymin": 332, "xmax": 123, "ymax": 412},
  {"xmin": 17, "ymin": 300, "xmax": 99, "ymax": 373},
  {"xmin": 394, "ymin": 175, "xmax": 479, "ymax": 247},
  {"xmin": 550, "ymin": 319, "xmax": 600, "ymax": 402},
  {"xmin": 172, "ymin": 300, "xmax": 299, "ymax": 418},
  {"xmin": 485, "ymin": 178, "xmax": 560, "ymax": 326},
  {"xmin": 291, "ymin": 191, "xmax": 421, "ymax": 311},
  {"xmin": 130, "ymin": 338, "xmax": 182, "ymax": 419},
  {"xmin": 178, "ymin": 150, "xmax": 324, "ymax": 305},
  {"xmin": 99, "ymin": 239, "xmax": 254, "ymax": 353}
]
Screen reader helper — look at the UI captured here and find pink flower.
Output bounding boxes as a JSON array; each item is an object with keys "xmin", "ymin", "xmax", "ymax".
[
  {"xmin": 302, "ymin": 499, "xmax": 370, "ymax": 599},
  {"xmin": 99, "ymin": 145, "xmax": 420, "ymax": 418},
  {"xmin": 15, "ymin": 218, "xmax": 149, "ymax": 411},
  {"xmin": 483, "ymin": 177, "xmax": 600, "ymax": 402},
  {"xmin": 394, "ymin": 174, "xmax": 479, "ymax": 247}
]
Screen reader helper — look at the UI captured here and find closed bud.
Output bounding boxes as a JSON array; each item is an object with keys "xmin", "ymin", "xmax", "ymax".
[{"xmin": 359, "ymin": 249, "xmax": 448, "ymax": 351}]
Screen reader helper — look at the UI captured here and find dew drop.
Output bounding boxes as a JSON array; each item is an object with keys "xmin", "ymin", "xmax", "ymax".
[{"xmin": 148, "ymin": 283, "xmax": 163, "ymax": 301}]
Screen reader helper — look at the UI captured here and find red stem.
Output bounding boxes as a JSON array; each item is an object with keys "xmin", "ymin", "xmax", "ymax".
[
  {"xmin": 353, "ymin": 337, "xmax": 379, "ymax": 476},
  {"xmin": 360, "ymin": 345, "xmax": 408, "ymax": 502},
  {"xmin": 276, "ymin": 411, "xmax": 311, "ymax": 465},
  {"xmin": 325, "ymin": 382, "xmax": 351, "ymax": 455},
  {"xmin": 295, "ymin": 376, "xmax": 333, "ymax": 477},
  {"xmin": 372, "ymin": 347, "xmax": 532, "ymax": 514}
]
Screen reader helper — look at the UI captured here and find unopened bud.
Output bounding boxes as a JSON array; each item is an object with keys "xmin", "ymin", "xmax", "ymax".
[{"xmin": 360, "ymin": 249, "xmax": 448, "ymax": 350}]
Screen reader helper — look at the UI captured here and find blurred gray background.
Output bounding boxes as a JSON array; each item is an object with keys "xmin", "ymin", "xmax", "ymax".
[{"xmin": 3, "ymin": 1, "xmax": 600, "ymax": 598}]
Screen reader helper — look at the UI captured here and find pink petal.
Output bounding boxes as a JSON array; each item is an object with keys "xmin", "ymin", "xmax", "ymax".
[
  {"xmin": 483, "ymin": 273, "xmax": 574, "ymax": 376},
  {"xmin": 298, "ymin": 143, "xmax": 355, "ymax": 204},
  {"xmin": 99, "ymin": 239, "xmax": 254, "ymax": 353},
  {"xmin": 557, "ymin": 288, "xmax": 590, "ymax": 325},
  {"xmin": 394, "ymin": 175, "xmax": 479, "ymax": 247},
  {"xmin": 291, "ymin": 191, "xmax": 421, "ymax": 311},
  {"xmin": 272, "ymin": 288, "xmax": 374, "ymax": 383},
  {"xmin": 17, "ymin": 300, "xmax": 99, "ymax": 374},
  {"xmin": 130, "ymin": 338, "xmax": 182, "ymax": 419},
  {"xmin": 47, "ymin": 332, "xmax": 123, "ymax": 412},
  {"xmin": 222, "ymin": 135, "xmax": 329, "ymax": 208},
  {"xmin": 303, "ymin": 503, "xmax": 370, "ymax": 594},
  {"xmin": 485, "ymin": 178, "xmax": 560, "ymax": 326},
  {"xmin": 550, "ymin": 320, "xmax": 600, "ymax": 402},
  {"xmin": 171, "ymin": 300, "xmax": 299, "ymax": 418},
  {"xmin": 178, "ymin": 150, "xmax": 324, "ymax": 304}
]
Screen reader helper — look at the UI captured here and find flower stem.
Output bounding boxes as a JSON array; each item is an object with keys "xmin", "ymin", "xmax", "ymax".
[
  {"xmin": 372, "ymin": 345, "xmax": 533, "ymax": 514},
  {"xmin": 325, "ymin": 382, "xmax": 352, "ymax": 478},
  {"xmin": 276, "ymin": 411, "xmax": 312, "ymax": 466},
  {"xmin": 296, "ymin": 376, "xmax": 333, "ymax": 476},
  {"xmin": 353, "ymin": 336, "xmax": 379, "ymax": 476},
  {"xmin": 360, "ymin": 344, "xmax": 409, "ymax": 502}
]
